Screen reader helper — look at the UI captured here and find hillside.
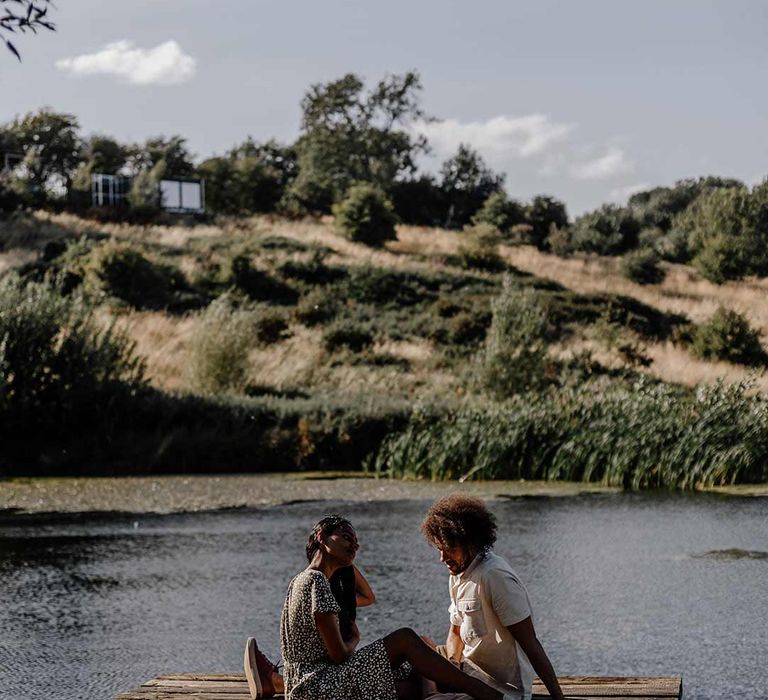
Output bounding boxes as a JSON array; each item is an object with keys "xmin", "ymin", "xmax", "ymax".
[{"xmin": 2, "ymin": 210, "xmax": 767, "ymax": 486}]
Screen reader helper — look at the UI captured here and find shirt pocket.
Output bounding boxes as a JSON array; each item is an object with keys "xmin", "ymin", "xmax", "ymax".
[{"xmin": 458, "ymin": 599, "xmax": 486, "ymax": 641}]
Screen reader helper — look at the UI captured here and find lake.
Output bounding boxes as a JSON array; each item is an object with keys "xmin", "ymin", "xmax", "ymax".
[{"xmin": 0, "ymin": 493, "xmax": 766, "ymax": 700}]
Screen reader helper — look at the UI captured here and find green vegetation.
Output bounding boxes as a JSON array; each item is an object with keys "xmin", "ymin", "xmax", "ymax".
[
  {"xmin": 690, "ymin": 308, "xmax": 766, "ymax": 366},
  {"xmin": 186, "ymin": 298, "xmax": 255, "ymax": 394},
  {"xmin": 621, "ymin": 248, "xmax": 665, "ymax": 285},
  {"xmin": 2, "ymin": 70, "xmax": 768, "ymax": 487},
  {"xmin": 371, "ymin": 380, "xmax": 768, "ymax": 488},
  {"xmin": 333, "ymin": 184, "xmax": 397, "ymax": 247}
]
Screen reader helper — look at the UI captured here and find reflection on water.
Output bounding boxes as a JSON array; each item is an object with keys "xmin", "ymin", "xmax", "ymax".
[{"xmin": 1, "ymin": 495, "xmax": 767, "ymax": 700}]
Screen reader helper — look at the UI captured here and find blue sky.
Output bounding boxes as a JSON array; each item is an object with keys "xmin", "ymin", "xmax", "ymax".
[{"xmin": 2, "ymin": 0, "xmax": 767, "ymax": 215}]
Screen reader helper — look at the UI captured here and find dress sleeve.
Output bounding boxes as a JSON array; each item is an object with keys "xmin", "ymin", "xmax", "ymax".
[
  {"xmin": 487, "ymin": 568, "xmax": 532, "ymax": 627},
  {"xmin": 310, "ymin": 572, "xmax": 341, "ymax": 615}
]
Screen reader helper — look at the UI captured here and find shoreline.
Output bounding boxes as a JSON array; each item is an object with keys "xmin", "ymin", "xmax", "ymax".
[{"xmin": 1, "ymin": 472, "xmax": 766, "ymax": 517}]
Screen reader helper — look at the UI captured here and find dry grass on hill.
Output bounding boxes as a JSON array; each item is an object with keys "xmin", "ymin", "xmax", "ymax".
[{"xmin": 7, "ymin": 211, "xmax": 768, "ymax": 393}]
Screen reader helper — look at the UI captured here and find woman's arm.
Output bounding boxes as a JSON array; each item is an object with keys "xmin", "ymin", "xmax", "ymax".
[
  {"xmin": 315, "ymin": 612, "xmax": 360, "ymax": 664},
  {"xmin": 353, "ymin": 565, "xmax": 376, "ymax": 607}
]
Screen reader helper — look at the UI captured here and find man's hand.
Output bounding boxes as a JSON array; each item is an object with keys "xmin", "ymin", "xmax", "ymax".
[
  {"xmin": 446, "ymin": 624, "xmax": 464, "ymax": 663},
  {"xmin": 507, "ymin": 617, "xmax": 565, "ymax": 700}
]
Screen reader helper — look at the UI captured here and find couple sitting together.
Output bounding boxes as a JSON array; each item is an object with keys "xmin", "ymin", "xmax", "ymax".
[{"xmin": 244, "ymin": 495, "xmax": 565, "ymax": 700}]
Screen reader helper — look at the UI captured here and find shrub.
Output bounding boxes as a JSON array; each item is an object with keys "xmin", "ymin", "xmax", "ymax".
[
  {"xmin": 85, "ymin": 242, "xmax": 186, "ymax": 310},
  {"xmin": 476, "ymin": 276, "xmax": 550, "ymax": 397},
  {"xmin": 343, "ymin": 266, "xmax": 433, "ymax": 307},
  {"xmin": 458, "ymin": 223, "xmax": 504, "ymax": 271},
  {"xmin": 692, "ymin": 235, "xmax": 753, "ymax": 284},
  {"xmin": 524, "ymin": 195, "xmax": 569, "ymax": 250},
  {"xmin": 186, "ymin": 298, "xmax": 256, "ymax": 394},
  {"xmin": 279, "ymin": 251, "xmax": 347, "ymax": 286},
  {"xmin": 691, "ymin": 307, "xmax": 766, "ymax": 366},
  {"xmin": 0, "ymin": 274, "xmax": 145, "ymax": 430},
  {"xmin": 224, "ymin": 254, "xmax": 298, "ymax": 303},
  {"xmin": 322, "ymin": 321, "xmax": 374, "ymax": 353},
  {"xmin": 255, "ymin": 308, "xmax": 290, "ymax": 345},
  {"xmin": 621, "ymin": 248, "xmax": 665, "ymax": 285},
  {"xmin": 570, "ymin": 205, "xmax": 641, "ymax": 255},
  {"xmin": 472, "ymin": 191, "xmax": 525, "ymax": 234},
  {"xmin": 294, "ymin": 288, "xmax": 339, "ymax": 326},
  {"xmin": 333, "ymin": 184, "xmax": 397, "ymax": 247}
]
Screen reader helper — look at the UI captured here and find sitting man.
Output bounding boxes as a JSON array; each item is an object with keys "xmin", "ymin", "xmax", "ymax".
[{"xmin": 421, "ymin": 496, "xmax": 565, "ymax": 700}]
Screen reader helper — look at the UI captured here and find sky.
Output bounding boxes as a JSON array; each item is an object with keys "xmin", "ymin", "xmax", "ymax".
[{"xmin": 2, "ymin": 0, "xmax": 767, "ymax": 215}]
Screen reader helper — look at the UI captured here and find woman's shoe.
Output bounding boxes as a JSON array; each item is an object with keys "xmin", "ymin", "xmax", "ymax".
[{"xmin": 244, "ymin": 637, "xmax": 279, "ymax": 699}]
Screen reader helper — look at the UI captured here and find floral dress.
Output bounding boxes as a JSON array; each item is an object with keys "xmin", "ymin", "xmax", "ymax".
[{"xmin": 280, "ymin": 569, "xmax": 399, "ymax": 700}]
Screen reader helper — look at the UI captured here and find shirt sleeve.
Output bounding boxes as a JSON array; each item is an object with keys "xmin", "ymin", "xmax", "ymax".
[
  {"xmin": 486, "ymin": 568, "xmax": 532, "ymax": 627},
  {"xmin": 310, "ymin": 572, "xmax": 341, "ymax": 615},
  {"xmin": 448, "ymin": 576, "xmax": 461, "ymax": 626}
]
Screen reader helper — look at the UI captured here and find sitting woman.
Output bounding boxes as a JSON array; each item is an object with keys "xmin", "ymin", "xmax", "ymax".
[
  {"xmin": 244, "ymin": 517, "xmax": 376, "ymax": 699},
  {"xmin": 249, "ymin": 514, "xmax": 514, "ymax": 700}
]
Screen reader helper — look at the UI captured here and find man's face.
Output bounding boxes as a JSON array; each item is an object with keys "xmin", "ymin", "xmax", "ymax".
[{"xmin": 433, "ymin": 540, "xmax": 473, "ymax": 575}]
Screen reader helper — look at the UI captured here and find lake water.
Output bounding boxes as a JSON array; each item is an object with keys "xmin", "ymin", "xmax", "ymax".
[{"xmin": 0, "ymin": 494, "xmax": 766, "ymax": 700}]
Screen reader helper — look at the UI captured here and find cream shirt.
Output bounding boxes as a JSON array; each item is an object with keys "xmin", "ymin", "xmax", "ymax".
[{"xmin": 449, "ymin": 551, "xmax": 534, "ymax": 700}]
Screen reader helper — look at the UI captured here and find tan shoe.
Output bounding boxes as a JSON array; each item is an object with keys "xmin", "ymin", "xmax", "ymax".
[{"xmin": 244, "ymin": 637, "xmax": 279, "ymax": 699}]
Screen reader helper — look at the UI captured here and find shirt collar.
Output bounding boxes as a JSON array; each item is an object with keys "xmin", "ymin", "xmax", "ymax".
[{"xmin": 457, "ymin": 550, "xmax": 486, "ymax": 580}]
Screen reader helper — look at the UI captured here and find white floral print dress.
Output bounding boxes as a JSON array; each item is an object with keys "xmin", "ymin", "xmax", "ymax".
[{"xmin": 280, "ymin": 569, "xmax": 399, "ymax": 700}]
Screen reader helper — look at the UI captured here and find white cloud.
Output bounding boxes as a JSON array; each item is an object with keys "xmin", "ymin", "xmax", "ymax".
[
  {"xmin": 412, "ymin": 113, "xmax": 574, "ymax": 161},
  {"xmin": 609, "ymin": 182, "xmax": 651, "ymax": 202},
  {"xmin": 571, "ymin": 146, "xmax": 635, "ymax": 180},
  {"xmin": 56, "ymin": 40, "xmax": 196, "ymax": 85}
]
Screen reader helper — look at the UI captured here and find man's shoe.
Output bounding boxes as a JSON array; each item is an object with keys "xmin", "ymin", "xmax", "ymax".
[{"xmin": 244, "ymin": 637, "xmax": 278, "ymax": 699}]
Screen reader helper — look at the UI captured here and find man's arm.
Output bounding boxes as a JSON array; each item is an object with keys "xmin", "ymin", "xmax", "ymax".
[
  {"xmin": 507, "ymin": 617, "xmax": 565, "ymax": 700},
  {"xmin": 445, "ymin": 624, "xmax": 464, "ymax": 663}
]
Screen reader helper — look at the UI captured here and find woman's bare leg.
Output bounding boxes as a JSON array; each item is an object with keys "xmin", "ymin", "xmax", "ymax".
[{"xmin": 383, "ymin": 628, "xmax": 504, "ymax": 700}]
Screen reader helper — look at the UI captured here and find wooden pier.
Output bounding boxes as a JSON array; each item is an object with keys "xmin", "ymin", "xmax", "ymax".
[{"xmin": 114, "ymin": 673, "xmax": 683, "ymax": 699}]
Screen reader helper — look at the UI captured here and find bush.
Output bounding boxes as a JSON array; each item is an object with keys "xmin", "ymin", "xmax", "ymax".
[
  {"xmin": 472, "ymin": 192, "xmax": 525, "ymax": 234},
  {"xmin": 691, "ymin": 307, "xmax": 766, "ymax": 366},
  {"xmin": 279, "ymin": 251, "xmax": 347, "ymax": 286},
  {"xmin": 570, "ymin": 205, "xmax": 641, "ymax": 255},
  {"xmin": 476, "ymin": 276, "xmax": 550, "ymax": 397},
  {"xmin": 294, "ymin": 288, "xmax": 339, "ymax": 326},
  {"xmin": 333, "ymin": 184, "xmax": 397, "ymax": 247},
  {"xmin": 0, "ymin": 274, "xmax": 145, "ymax": 431},
  {"xmin": 85, "ymin": 242, "xmax": 186, "ymax": 310},
  {"xmin": 621, "ymin": 248, "xmax": 665, "ymax": 284},
  {"xmin": 524, "ymin": 195, "xmax": 569, "ymax": 250},
  {"xmin": 458, "ymin": 223, "xmax": 504, "ymax": 270},
  {"xmin": 224, "ymin": 254, "xmax": 298, "ymax": 303},
  {"xmin": 692, "ymin": 235, "xmax": 753, "ymax": 284},
  {"xmin": 186, "ymin": 298, "xmax": 256, "ymax": 394},
  {"xmin": 254, "ymin": 308, "xmax": 290, "ymax": 345},
  {"xmin": 322, "ymin": 321, "xmax": 374, "ymax": 353}
]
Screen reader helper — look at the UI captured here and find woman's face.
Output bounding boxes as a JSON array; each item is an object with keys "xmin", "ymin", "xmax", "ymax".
[{"xmin": 321, "ymin": 524, "xmax": 359, "ymax": 566}]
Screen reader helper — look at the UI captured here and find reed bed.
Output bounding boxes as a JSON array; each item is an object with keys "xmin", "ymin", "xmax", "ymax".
[{"xmin": 372, "ymin": 379, "xmax": 768, "ymax": 489}]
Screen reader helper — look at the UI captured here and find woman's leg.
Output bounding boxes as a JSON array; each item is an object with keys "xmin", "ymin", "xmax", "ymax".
[{"xmin": 383, "ymin": 628, "xmax": 504, "ymax": 700}]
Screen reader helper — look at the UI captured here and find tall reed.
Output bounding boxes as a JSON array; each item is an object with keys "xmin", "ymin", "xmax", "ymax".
[{"xmin": 372, "ymin": 378, "xmax": 768, "ymax": 489}]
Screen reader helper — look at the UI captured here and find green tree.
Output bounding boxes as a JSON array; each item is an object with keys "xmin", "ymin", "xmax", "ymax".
[
  {"xmin": 128, "ymin": 135, "xmax": 195, "ymax": 178},
  {"xmin": 440, "ymin": 144, "xmax": 504, "ymax": 229},
  {"xmin": 675, "ymin": 183, "xmax": 768, "ymax": 282},
  {"xmin": 524, "ymin": 195, "xmax": 569, "ymax": 250},
  {"xmin": 472, "ymin": 190, "xmax": 525, "ymax": 234},
  {"xmin": 199, "ymin": 138, "xmax": 297, "ymax": 214},
  {"xmin": 628, "ymin": 176, "xmax": 744, "ymax": 231},
  {"xmin": 3, "ymin": 109, "xmax": 81, "ymax": 204},
  {"xmin": 287, "ymin": 71, "xmax": 428, "ymax": 213},
  {"xmin": 569, "ymin": 204, "xmax": 639, "ymax": 255}
]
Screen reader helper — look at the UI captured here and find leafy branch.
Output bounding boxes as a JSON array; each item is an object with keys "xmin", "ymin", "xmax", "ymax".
[{"xmin": 1, "ymin": 0, "xmax": 56, "ymax": 60}]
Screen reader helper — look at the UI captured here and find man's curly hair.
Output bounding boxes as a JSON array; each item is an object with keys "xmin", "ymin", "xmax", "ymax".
[{"xmin": 421, "ymin": 495, "xmax": 497, "ymax": 553}]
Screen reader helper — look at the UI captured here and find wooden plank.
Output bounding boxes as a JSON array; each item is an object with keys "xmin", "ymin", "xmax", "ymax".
[{"xmin": 115, "ymin": 673, "xmax": 682, "ymax": 700}]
